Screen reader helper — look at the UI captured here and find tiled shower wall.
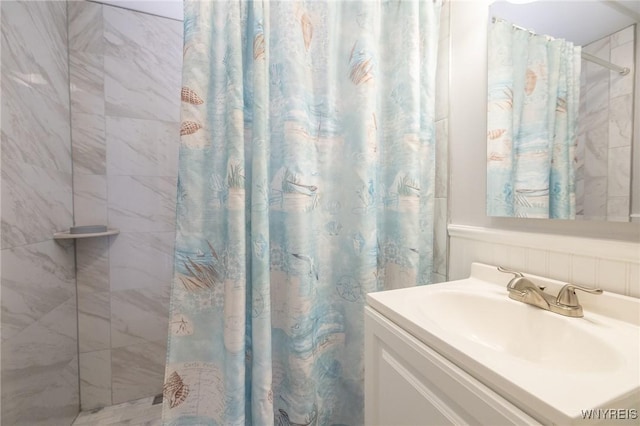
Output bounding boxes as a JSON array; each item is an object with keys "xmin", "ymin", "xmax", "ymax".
[
  {"xmin": 576, "ymin": 25, "xmax": 635, "ymax": 222},
  {"xmin": 1, "ymin": 1, "xmax": 78, "ymax": 424},
  {"xmin": 433, "ymin": 0, "xmax": 450, "ymax": 283},
  {"xmin": 69, "ymin": 1, "xmax": 182, "ymax": 409}
]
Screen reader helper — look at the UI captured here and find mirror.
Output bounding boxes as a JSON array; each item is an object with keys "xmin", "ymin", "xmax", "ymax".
[{"xmin": 487, "ymin": 0, "xmax": 638, "ymax": 221}]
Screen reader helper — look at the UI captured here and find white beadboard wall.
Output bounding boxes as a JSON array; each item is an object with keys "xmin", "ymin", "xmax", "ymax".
[{"xmin": 448, "ymin": 225, "xmax": 640, "ymax": 298}]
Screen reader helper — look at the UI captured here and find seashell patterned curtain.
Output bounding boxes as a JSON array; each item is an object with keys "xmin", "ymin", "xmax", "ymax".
[
  {"xmin": 487, "ymin": 20, "xmax": 581, "ymax": 219},
  {"xmin": 163, "ymin": 1, "xmax": 441, "ymax": 424}
]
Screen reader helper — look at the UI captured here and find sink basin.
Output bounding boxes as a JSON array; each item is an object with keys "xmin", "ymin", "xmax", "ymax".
[
  {"xmin": 367, "ymin": 263, "xmax": 640, "ymax": 425},
  {"xmin": 416, "ymin": 289, "xmax": 622, "ymax": 373}
]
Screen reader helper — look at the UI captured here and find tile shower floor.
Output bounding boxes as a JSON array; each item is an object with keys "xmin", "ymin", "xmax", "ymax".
[{"xmin": 72, "ymin": 396, "xmax": 162, "ymax": 425}]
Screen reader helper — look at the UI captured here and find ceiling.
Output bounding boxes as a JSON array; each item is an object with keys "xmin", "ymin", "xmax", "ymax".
[
  {"xmin": 490, "ymin": 0, "xmax": 639, "ymax": 46},
  {"xmin": 92, "ymin": 0, "xmax": 639, "ymax": 42}
]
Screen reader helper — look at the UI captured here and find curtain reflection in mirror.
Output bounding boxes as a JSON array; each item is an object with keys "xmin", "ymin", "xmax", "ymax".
[{"xmin": 487, "ymin": 20, "xmax": 581, "ymax": 219}]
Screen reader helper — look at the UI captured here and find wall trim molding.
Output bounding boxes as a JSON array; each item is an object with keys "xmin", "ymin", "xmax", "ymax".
[{"xmin": 448, "ymin": 224, "xmax": 640, "ymax": 264}]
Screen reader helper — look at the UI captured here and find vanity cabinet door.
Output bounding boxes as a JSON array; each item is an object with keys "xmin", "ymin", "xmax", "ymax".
[{"xmin": 365, "ymin": 307, "xmax": 540, "ymax": 426}]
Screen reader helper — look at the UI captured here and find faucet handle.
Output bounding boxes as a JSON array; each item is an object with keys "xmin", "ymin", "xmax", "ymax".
[
  {"xmin": 497, "ymin": 266, "xmax": 546, "ymax": 291},
  {"xmin": 556, "ymin": 284, "xmax": 603, "ymax": 307},
  {"xmin": 497, "ymin": 266, "xmax": 523, "ymax": 277}
]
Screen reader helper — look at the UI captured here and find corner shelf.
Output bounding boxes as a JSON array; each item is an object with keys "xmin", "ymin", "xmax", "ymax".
[{"xmin": 53, "ymin": 228, "xmax": 120, "ymax": 240}]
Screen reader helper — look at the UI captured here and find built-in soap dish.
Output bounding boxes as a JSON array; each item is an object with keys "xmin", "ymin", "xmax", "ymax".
[
  {"xmin": 70, "ymin": 225, "xmax": 108, "ymax": 234},
  {"xmin": 54, "ymin": 225, "xmax": 119, "ymax": 240}
]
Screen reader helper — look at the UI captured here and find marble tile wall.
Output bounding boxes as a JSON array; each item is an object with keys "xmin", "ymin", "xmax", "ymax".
[
  {"xmin": 576, "ymin": 25, "xmax": 635, "ymax": 222},
  {"xmin": 1, "ymin": 1, "xmax": 79, "ymax": 424},
  {"xmin": 433, "ymin": 0, "xmax": 450, "ymax": 283},
  {"xmin": 69, "ymin": 1, "xmax": 182, "ymax": 410}
]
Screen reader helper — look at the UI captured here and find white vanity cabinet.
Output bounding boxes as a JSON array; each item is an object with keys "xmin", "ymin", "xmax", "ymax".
[
  {"xmin": 364, "ymin": 306, "xmax": 540, "ymax": 426},
  {"xmin": 364, "ymin": 263, "xmax": 640, "ymax": 425}
]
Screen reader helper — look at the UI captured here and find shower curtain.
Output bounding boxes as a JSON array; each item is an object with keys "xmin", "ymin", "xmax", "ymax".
[
  {"xmin": 487, "ymin": 20, "xmax": 581, "ymax": 219},
  {"xmin": 163, "ymin": 1, "xmax": 441, "ymax": 424}
]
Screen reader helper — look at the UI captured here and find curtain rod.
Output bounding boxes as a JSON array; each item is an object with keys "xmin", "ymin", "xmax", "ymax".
[
  {"xmin": 581, "ymin": 52, "xmax": 630, "ymax": 75},
  {"xmin": 492, "ymin": 17, "xmax": 632, "ymax": 76},
  {"xmin": 492, "ymin": 17, "xmax": 534, "ymax": 35}
]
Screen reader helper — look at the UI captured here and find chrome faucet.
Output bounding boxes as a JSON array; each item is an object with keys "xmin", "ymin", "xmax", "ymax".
[{"xmin": 497, "ymin": 267, "xmax": 603, "ymax": 318}]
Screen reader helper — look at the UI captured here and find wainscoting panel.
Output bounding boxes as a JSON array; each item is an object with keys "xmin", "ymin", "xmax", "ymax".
[{"xmin": 448, "ymin": 225, "xmax": 639, "ymax": 298}]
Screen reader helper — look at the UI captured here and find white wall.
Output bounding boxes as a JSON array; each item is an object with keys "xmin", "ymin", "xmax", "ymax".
[{"xmin": 448, "ymin": 0, "xmax": 640, "ymax": 242}]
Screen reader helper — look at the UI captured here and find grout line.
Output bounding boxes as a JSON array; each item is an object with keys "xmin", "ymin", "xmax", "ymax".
[
  {"xmin": 625, "ymin": 263, "xmax": 631, "ymax": 296},
  {"xmin": 87, "ymin": 0, "xmax": 183, "ymax": 22},
  {"xmin": 568, "ymin": 254, "xmax": 574, "ymax": 284},
  {"xmin": 68, "ymin": 1, "xmax": 83, "ymax": 405}
]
